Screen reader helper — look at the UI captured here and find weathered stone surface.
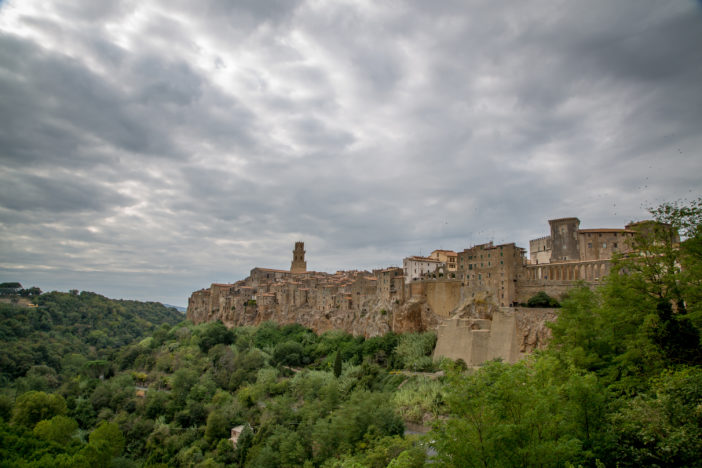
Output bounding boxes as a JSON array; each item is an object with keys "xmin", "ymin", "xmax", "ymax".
[
  {"xmin": 186, "ymin": 267, "xmax": 447, "ymax": 338},
  {"xmin": 186, "ymin": 242, "xmax": 562, "ymax": 362}
]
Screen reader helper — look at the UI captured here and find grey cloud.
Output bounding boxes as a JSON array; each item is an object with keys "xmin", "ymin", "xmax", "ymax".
[
  {"xmin": 1, "ymin": 0, "xmax": 701, "ymax": 306},
  {"xmin": 0, "ymin": 171, "xmax": 135, "ymax": 213}
]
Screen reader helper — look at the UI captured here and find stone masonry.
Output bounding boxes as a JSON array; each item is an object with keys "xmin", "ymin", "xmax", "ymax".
[{"xmin": 187, "ymin": 216, "xmax": 660, "ymax": 364}]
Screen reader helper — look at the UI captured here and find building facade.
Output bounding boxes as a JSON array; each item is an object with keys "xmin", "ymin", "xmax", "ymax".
[{"xmin": 403, "ymin": 256, "xmax": 444, "ymax": 284}]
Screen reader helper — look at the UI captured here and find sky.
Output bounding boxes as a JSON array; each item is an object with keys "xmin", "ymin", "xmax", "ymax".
[{"xmin": 1, "ymin": 1, "xmax": 701, "ymax": 307}]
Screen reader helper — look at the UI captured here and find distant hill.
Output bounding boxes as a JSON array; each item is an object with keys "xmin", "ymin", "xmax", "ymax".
[
  {"xmin": 0, "ymin": 290, "xmax": 184, "ymax": 382},
  {"xmin": 163, "ymin": 303, "xmax": 187, "ymax": 313}
]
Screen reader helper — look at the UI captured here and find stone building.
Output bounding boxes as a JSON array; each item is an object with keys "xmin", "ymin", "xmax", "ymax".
[
  {"xmin": 403, "ymin": 256, "xmax": 444, "ymax": 283},
  {"xmin": 528, "ymin": 217, "xmax": 636, "ymax": 264},
  {"xmin": 429, "ymin": 250, "xmax": 458, "ymax": 271},
  {"xmin": 529, "ymin": 236, "xmax": 551, "ymax": 264},
  {"xmin": 456, "ymin": 242, "xmax": 527, "ymax": 307},
  {"xmin": 187, "ymin": 216, "xmax": 674, "ymax": 367}
]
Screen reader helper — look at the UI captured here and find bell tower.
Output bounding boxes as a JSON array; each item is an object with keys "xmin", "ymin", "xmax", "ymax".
[{"xmin": 290, "ymin": 241, "xmax": 307, "ymax": 274}]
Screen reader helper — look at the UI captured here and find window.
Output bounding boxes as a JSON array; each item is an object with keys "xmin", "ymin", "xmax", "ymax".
[
  {"xmin": 469, "ymin": 264, "xmax": 472, "ymax": 270},
  {"xmin": 614, "ymin": 242, "xmax": 618, "ymax": 248},
  {"xmin": 602, "ymin": 242, "xmax": 607, "ymax": 248},
  {"xmin": 588, "ymin": 242, "xmax": 592, "ymax": 249},
  {"xmin": 500, "ymin": 261, "xmax": 503, "ymax": 265}
]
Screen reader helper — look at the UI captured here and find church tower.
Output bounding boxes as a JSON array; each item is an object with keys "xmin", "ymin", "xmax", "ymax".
[{"xmin": 290, "ymin": 241, "xmax": 307, "ymax": 274}]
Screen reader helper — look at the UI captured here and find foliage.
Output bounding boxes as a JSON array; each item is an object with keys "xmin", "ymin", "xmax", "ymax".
[
  {"xmin": 197, "ymin": 321, "xmax": 235, "ymax": 353},
  {"xmin": 0, "ymin": 291, "xmax": 183, "ymax": 382},
  {"xmin": 431, "ymin": 358, "xmax": 586, "ymax": 467},
  {"xmin": 32, "ymin": 415, "xmax": 78, "ymax": 445},
  {"xmin": 394, "ymin": 332, "xmax": 437, "ymax": 371},
  {"xmin": 608, "ymin": 366, "xmax": 702, "ymax": 467},
  {"xmin": 526, "ymin": 291, "xmax": 561, "ymax": 308},
  {"xmin": 392, "ymin": 377, "xmax": 445, "ymax": 423},
  {"xmin": 12, "ymin": 391, "xmax": 67, "ymax": 428},
  {"xmin": 333, "ymin": 351, "xmax": 342, "ymax": 378}
]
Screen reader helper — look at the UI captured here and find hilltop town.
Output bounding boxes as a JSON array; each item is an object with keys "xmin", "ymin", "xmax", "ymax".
[{"xmin": 187, "ymin": 217, "xmax": 665, "ymax": 365}]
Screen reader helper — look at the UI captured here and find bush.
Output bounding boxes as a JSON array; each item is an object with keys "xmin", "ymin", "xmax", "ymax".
[{"xmin": 527, "ymin": 291, "xmax": 561, "ymax": 308}]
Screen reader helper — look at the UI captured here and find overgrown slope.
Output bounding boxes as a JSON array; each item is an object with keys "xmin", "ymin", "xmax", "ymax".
[{"xmin": 0, "ymin": 291, "xmax": 184, "ymax": 384}]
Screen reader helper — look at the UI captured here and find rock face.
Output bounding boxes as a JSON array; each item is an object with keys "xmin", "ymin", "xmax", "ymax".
[
  {"xmin": 187, "ymin": 267, "xmax": 445, "ymax": 338},
  {"xmin": 187, "ymin": 266, "xmax": 556, "ymax": 366}
]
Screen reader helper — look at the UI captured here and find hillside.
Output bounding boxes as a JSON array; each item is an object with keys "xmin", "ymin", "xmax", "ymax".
[{"xmin": 0, "ymin": 290, "xmax": 184, "ymax": 384}]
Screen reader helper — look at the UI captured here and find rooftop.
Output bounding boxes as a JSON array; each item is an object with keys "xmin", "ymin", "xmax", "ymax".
[{"xmin": 579, "ymin": 228, "xmax": 635, "ymax": 233}]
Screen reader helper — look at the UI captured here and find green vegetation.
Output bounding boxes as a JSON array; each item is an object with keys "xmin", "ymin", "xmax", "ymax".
[
  {"xmin": 0, "ymin": 291, "xmax": 437, "ymax": 466},
  {"xmin": 0, "ymin": 198, "xmax": 700, "ymax": 466},
  {"xmin": 526, "ymin": 290, "xmax": 561, "ymax": 308},
  {"xmin": 0, "ymin": 291, "xmax": 184, "ymax": 385},
  {"xmin": 429, "ymin": 198, "xmax": 702, "ymax": 467}
]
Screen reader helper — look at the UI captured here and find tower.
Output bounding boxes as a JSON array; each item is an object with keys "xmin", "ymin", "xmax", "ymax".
[
  {"xmin": 549, "ymin": 217, "xmax": 580, "ymax": 262},
  {"xmin": 290, "ymin": 241, "xmax": 307, "ymax": 274}
]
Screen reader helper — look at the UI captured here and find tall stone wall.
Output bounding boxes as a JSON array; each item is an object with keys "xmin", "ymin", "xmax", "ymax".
[
  {"xmin": 424, "ymin": 280, "xmax": 462, "ymax": 318},
  {"xmin": 433, "ymin": 308, "xmax": 520, "ymax": 365},
  {"xmin": 433, "ymin": 307, "xmax": 556, "ymax": 365}
]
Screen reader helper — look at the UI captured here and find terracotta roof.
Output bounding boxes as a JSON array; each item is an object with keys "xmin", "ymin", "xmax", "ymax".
[{"xmin": 211, "ymin": 283, "xmax": 235, "ymax": 287}]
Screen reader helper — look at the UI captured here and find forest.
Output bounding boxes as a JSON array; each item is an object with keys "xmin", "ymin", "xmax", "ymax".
[{"xmin": 0, "ymin": 199, "xmax": 700, "ymax": 467}]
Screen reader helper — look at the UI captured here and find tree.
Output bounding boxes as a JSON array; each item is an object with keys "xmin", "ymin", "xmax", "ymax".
[
  {"xmin": 12, "ymin": 391, "xmax": 67, "ymax": 427},
  {"xmin": 608, "ymin": 367, "xmax": 702, "ymax": 466},
  {"xmin": 548, "ymin": 200, "xmax": 702, "ymax": 389},
  {"xmin": 199, "ymin": 321, "xmax": 235, "ymax": 353},
  {"xmin": 272, "ymin": 341, "xmax": 304, "ymax": 367},
  {"xmin": 33, "ymin": 415, "xmax": 78, "ymax": 445},
  {"xmin": 430, "ymin": 359, "xmax": 585, "ymax": 467},
  {"xmin": 527, "ymin": 291, "xmax": 561, "ymax": 308},
  {"xmin": 85, "ymin": 420, "xmax": 125, "ymax": 464},
  {"xmin": 0, "ymin": 282, "xmax": 22, "ymax": 295},
  {"xmin": 334, "ymin": 351, "xmax": 342, "ymax": 378}
]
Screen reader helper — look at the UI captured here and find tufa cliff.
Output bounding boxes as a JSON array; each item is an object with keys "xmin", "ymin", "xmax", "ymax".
[{"xmin": 187, "ymin": 242, "xmax": 557, "ymax": 364}]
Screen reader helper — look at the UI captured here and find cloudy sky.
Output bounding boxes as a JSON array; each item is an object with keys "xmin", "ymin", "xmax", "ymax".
[{"xmin": 1, "ymin": 1, "xmax": 701, "ymax": 307}]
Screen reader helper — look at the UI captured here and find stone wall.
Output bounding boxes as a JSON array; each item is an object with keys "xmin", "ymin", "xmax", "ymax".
[
  {"xmin": 433, "ymin": 308, "xmax": 520, "ymax": 365},
  {"xmin": 424, "ymin": 280, "xmax": 462, "ymax": 318},
  {"xmin": 433, "ymin": 307, "xmax": 557, "ymax": 365}
]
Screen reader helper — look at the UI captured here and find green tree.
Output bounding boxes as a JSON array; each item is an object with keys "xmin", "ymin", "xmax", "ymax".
[
  {"xmin": 12, "ymin": 390, "xmax": 67, "ymax": 427},
  {"xmin": 83, "ymin": 420, "xmax": 125, "ymax": 465},
  {"xmin": 431, "ymin": 359, "xmax": 584, "ymax": 467},
  {"xmin": 272, "ymin": 341, "xmax": 305, "ymax": 367},
  {"xmin": 527, "ymin": 291, "xmax": 561, "ymax": 308},
  {"xmin": 608, "ymin": 367, "xmax": 702, "ymax": 466},
  {"xmin": 334, "ymin": 351, "xmax": 342, "ymax": 378},
  {"xmin": 33, "ymin": 414, "xmax": 78, "ymax": 445},
  {"xmin": 198, "ymin": 321, "xmax": 235, "ymax": 353}
]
